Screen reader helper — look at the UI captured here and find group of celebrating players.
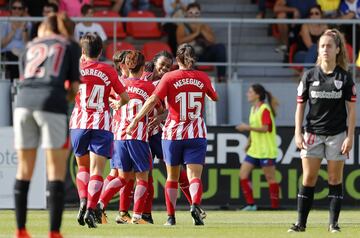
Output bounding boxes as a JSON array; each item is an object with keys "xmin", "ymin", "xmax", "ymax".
[
  {"xmin": 69, "ymin": 31, "xmax": 218, "ymax": 228},
  {"xmin": 70, "ymin": 33, "xmax": 218, "ymax": 228}
]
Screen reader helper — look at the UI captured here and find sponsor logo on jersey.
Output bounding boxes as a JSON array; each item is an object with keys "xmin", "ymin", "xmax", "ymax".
[
  {"xmin": 312, "ymin": 81, "xmax": 320, "ymax": 86},
  {"xmin": 310, "ymin": 90, "xmax": 342, "ymax": 99},
  {"xmin": 334, "ymin": 80, "xmax": 343, "ymax": 90}
]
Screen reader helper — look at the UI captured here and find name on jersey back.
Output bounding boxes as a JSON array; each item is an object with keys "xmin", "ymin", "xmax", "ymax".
[
  {"xmin": 173, "ymin": 78, "xmax": 204, "ymax": 89},
  {"xmin": 127, "ymin": 86, "xmax": 150, "ymax": 100},
  {"xmin": 80, "ymin": 68, "xmax": 111, "ymax": 86}
]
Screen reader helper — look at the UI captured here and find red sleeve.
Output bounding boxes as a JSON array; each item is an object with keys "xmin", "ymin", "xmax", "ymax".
[
  {"xmin": 153, "ymin": 73, "xmax": 168, "ymax": 100},
  {"xmin": 261, "ymin": 109, "xmax": 273, "ymax": 132},
  {"xmin": 204, "ymin": 74, "xmax": 217, "ymax": 100},
  {"xmin": 111, "ymin": 71, "xmax": 126, "ymax": 95}
]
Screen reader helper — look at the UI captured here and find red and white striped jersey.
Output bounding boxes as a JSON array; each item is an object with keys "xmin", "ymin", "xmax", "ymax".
[
  {"xmin": 141, "ymin": 71, "xmax": 164, "ymax": 136},
  {"xmin": 69, "ymin": 60, "xmax": 126, "ymax": 131},
  {"xmin": 113, "ymin": 78, "xmax": 156, "ymax": 141},
  {"xmin": 153, "ymin": 69, "xmax": 217, "ymax": 140}
]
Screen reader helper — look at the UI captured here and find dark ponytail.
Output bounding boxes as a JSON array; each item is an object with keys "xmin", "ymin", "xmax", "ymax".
[
  {"xmin": 176, "ymin": 43, "xmax": 196, "ymax": 69},
  {"xmin": 251, "ymin": 84, "xmax": 279, "ymax": 117}
]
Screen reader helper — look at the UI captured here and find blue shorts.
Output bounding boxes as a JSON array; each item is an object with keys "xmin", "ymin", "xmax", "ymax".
[
  {"xmin": 162, "ymin": 138, "xmax": 207, "ymax": 166},
  {"xmin": 149, "ymin": 132, "xmax": 163, "ymax": 160},
  {"xmin": 70, "ymin": 129, "xmax": 113, "ymax": 158},
  {"xmin": 112, "ymin": 140, "xmax": 152, "ymax": 172},
  {"xmin": 244, "ymin": 155, "xmax": 276, "ymax": 167}
]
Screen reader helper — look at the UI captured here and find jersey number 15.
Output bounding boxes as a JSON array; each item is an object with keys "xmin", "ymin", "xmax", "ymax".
[{"xmin": 175, "ymin": 92, "xmax": 203, "ymax": 121}]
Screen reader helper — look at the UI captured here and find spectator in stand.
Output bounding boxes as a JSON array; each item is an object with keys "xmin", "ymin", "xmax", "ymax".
[
  {"xmin": 0, "ymin": 0, "xmax": 31, "ymax": 80},
  {"xmin": 339, "ymin": 0, "xmax": 360, "ymax": 54},
  {"xmin": 74, "ymin": 4, "xmax": 107, "ymax": 42},
  {"xmin": 340, "ymin": 0, "xmax": 360, "ymax": 18},
  {"xmin": 316, "ymin": 0, "xmax": 341, "ymax": 18},
  {"xmin": 256, "ymin": 0, "xmax": 267, "ymax": 18},
  {"xmin": 57, "ymin": 0, "xmax": 91, "ymax": 17},
  {"xmin": 294, "ymin": 5, "xmax": 328, "ymax": 65},
  {"xmin": 176, "ymin": 2, "xmax": 227, "ymax": 82},
  {"xmin": 23, "ymin": 0, "xmax": 47, "ymax": 16},
  {"xmin": 30, "ymin": 2, "xmax": 59, "ymax": 39},
  {"xmin": 274, "ymin": 0, "xmax": 317, "ymax": 53},
  {"xmin": 122, "ymin": 0, "xmax": 150, "ymax": 16},
  {"xmin": 163, "ymin": 0, "xmax": 195, "ymax": 55}
]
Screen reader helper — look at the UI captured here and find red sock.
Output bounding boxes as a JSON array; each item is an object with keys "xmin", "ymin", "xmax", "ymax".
[
  {"xmin": 189, "ymin": 178, "xmax": 203, "ymax": 205},
  {"xmin": 133, "ymin": 180, "xmax": 148, "ymax": 215},
  {"xmin": 179, "ymin": 169, "xmax": 192, "ymax": 205},
  {"xmin": 165, "ymin": 181, "xmax": 178, "ymax": 216},
  {"xmin": 87, "ymin": 175, "xmax": 103, "ymax": 209},
  {"xmin": 119, "ymin": 179, "xmax": 134, "ymax": 212},
  {"xmin": 269, "ymin": 183, "xmax": 280, "ymax": 209},
  {"xmin": 240, "ymin": 178, "xmax": 254, "ymax": 205},
  {"xmin": 76, "ymin": 167, "xmax": 89, "ymax": 199},
  {"xmin": 99, "ymin": 177, "xmax": 126, "ymax": 209},
  {"xmin": 143, "ymin": 175, "xmax": 154, "ymax": 214},
  {"xmin": 101, "ymin": 175, "xmax": 116, "ymax": 195}
]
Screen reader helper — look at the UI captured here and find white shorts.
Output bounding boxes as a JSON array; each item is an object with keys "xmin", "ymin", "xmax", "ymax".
[
  {"xmin": 300, "ymin": 131, "xmax": 347, "ymax": 161},
  {"xmin": 13, "ymin": 108, "xmax": 67, "ymax": 149}
]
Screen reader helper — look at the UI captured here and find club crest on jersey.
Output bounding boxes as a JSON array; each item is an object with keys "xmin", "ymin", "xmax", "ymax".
[{"xmin": 334, "ymin": 80, "xmax": 343, "ymax": 90}]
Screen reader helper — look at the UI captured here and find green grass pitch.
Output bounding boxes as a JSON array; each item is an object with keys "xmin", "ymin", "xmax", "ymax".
[{"xmin": 1, "ymin": 210, "xmax": 360, "ymax": 237}]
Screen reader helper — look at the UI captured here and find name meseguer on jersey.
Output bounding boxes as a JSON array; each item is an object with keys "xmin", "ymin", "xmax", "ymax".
[
  {"xmin": 311, "ymin": 90, "xmax": 342, "ymax": 99},
  {"xmin": 127, "ymin": 86, "xmax": 149, "ymax": 100},
  {"xmin": 173, "ymin": 78, "xmax": 204, "ymax": 89},
  {"xmin": 80, "ymin": 69, "xmax": 111, "ymax": 86}
]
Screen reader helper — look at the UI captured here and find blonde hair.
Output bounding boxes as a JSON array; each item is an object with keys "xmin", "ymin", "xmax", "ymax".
[{"xmin": 316, "ymin": 28, "xmax": 348, "ymax": 71}]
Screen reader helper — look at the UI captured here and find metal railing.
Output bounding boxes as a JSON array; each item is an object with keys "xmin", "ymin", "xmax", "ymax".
[{"xmin": 0, "ymin": 16, "xmax": 359, "ymax": 80}]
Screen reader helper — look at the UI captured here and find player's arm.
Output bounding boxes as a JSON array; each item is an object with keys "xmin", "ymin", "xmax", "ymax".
[
  {"xmin": 235, "ymin": 123, "xmax": 269, "ymax": 133},
  {"xmin": 67, "ymin": 81, "xmax": 79, "ymax": 102},
  {"xmin": 148, "ymin": 106, "xmax": 168, "ymax": 129},
  {"xmin": 110, "ymin": 92, "xmax": 130, "ymax": 110},
  {"xmin": 126, "ymin": 94, "xmax": 160, "ymax": 135},
  {"xmin": 111, "ymin": 71, "xmax": 130, "ymax": 109},
  {"xmin": 236, "ymin": 106, "xmax": 272, "ymax": 134},
  {"xmin": 342, "ymin": 101, "xmax": 356, "ymax": 155},
  {"xmin": 342, "ymin": 76, "xmax": 357, "ymax": 154},
  {"xmin": 66, "ymin": 42, "xmax": 81, "ymax": 102},
  {"xmin": 205, "ymin": 77, "xmax": 219, "ymax": 101}
]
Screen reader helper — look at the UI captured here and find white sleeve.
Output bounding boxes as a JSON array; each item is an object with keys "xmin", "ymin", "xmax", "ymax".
[
  {"xmin": 96, "ymin": 24, "xmax": 107, "ymax": 42},
  {"xmin": 74, "ymin": 24, "xmax": 81, "ymax": 42},
  {"xmin": 163, "ymin": 0, "xmax": 175, "ymax": 17}
]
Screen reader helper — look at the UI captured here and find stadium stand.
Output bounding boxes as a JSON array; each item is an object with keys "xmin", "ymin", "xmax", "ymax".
[
  {"xmin": 93, "ymin": 10, "xmax": 127, "ymax": 38},
  {"xmin": 105, "ymin": 41, "xmax": 136, "ymax": 60},
  {"xmin": 142, "ymin": 41, "xmax": 172, "ymax": 61},
  {"xmin": 126, "ymin": 10, "xmax": 162, "ymax": 38}
]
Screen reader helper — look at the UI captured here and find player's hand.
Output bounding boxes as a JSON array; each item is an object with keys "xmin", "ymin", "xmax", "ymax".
[
  {"xmin": 148, "ymin": 116, "xmax": 162, "ymax": 130},
  {"xmin": 295, "ymin": 132, "xmax": 305, "ymax": 149},
  {"xmin": 126, "ymin": 121, "xmax": 136, "ymax": 135},
  {"xmin": 341, "ymin": 136, "xmax": 353, "ymax": 155},
  {"xmin": 235, "ymin": 123, "xmax": 250, "ymax": 132}
]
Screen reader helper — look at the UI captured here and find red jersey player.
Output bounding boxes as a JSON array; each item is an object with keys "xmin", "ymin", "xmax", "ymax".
[
  {"xmin": 69, "ymin": 33, "xmax": 129, "ymax": 228},
  {"xmin": 127, "ymin": 43, "xmax": 218, "ymax": 226},
  {"xmin": 98, "ymin": 50, "xmax": 163, "ymax": 224}
]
